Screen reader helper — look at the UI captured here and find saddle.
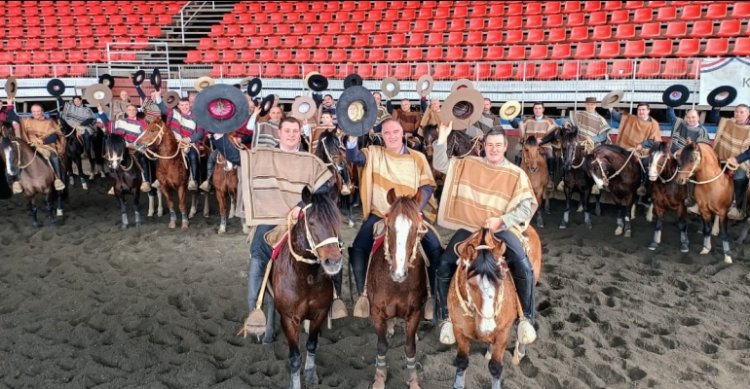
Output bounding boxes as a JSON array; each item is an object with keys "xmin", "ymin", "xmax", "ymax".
[{"xmin": 264, "ymin": 224, "xmax": 289, "ymax": 248}]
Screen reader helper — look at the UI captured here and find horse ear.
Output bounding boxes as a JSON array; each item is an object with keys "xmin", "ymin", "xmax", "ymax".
[
  {"xmin": 386, "ymin": 188, "xmax": 397, "ymax": 206},
  {"xmin": 301, "ymin": 185, "xmax": 313, "ymax": 204},
  {"xmin": 456, "ymin": 240, "xmax": 476, "ymax": 260}
]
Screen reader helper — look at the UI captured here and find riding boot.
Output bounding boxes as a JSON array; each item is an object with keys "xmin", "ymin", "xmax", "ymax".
[
  {"xmin": 729, "ymin": 178, "xmax": 748, "ymax": 220},
  {"xmin": 338, "ymin": 165, "xmax": 351, "ymax": 195},
  {"xmin": 49, "ymin": 155, "xmax": 66, "ymax": 191},
  {"xmin": 349, "ymin": 247, "xmax": 370, "ymax": 318},
  {"xmin": 546, "ymin": 157, "xmax": 556, "ymax": 189},
  {"xmin": 188, "ymin": 152, "xmax": 199, "ymax": 191},
  {"xmin": 510, "ymin": 256, "xmax": 537, "ymax": 345},
  {"xmin": 200, "ymin": 151, "xmax": 217, "ymax": 193},
  {"xmin": 138, "ymin": 155, "xmax": 152, "ymax": 192},
  {"xmin": 423, "ymin": 248, "xmax": 443, "ymax": 322}
]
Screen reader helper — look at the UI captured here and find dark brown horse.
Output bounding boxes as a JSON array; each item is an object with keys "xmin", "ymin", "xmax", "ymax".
[
  {"xmin": 559, "ymin": 128, "xmax": 595, "ymax": 229},
  {"xmin": 315, "ymin": 130, "xmax": 354, "ymax": 227},
  {"xmin": 364, "ymin": 189, "xmax": 428, "ymax": 389},
  {"xmin": 104, "ymin": 134, "xmax": 143, "ymax": 229},
  {"xmin": 520, "ymin": 136, "xmax": 549, "ymax": 228},
  {"xmin": 61, "ymin": 120, "xmax": 89, "ymax": 190},
  {"xmin": 448, "ymin": 227, "xmax": 542, "ymax": 389},
  {"xmin": 211, "ymin": 151, "xmax": 237, "ymax": 234},
  {"xmin": 587, "ymin": 144, "xmax": 642, "ymax": 237},
  {"xmin": 647, "ymin": 142, "xmax": 689, "ymax": 252},
  {"xmin": 135, "ymin": 118, "xmax": 189, "ymax": 230},
  {"xmin": 270, "ymin": 186, "xmax": 344, "ymax": 389},
  {"xmin": 675, "ymin": 142, "xmax": 734, "ymax": 263},
  {"xmin": 1, "ymin": 123, "xmax": 65, "ymax": 227}
]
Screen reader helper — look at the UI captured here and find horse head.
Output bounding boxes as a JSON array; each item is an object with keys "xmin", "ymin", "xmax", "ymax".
[
  {"xmin": 648, "ymin": 142, "xmax": 676, "ymax": 182},
  {"xmin": 675, "ymin": 142, "xmax": 700, "ymax": 185},
  {"xmin": 134, "ymin": 117, "xmax": 168, "ymax": 154},
  {"xmin": 104, "ymin": 134, "xmax": 128, "ymax": 172},
  {"xmin": 293, "ymin": 186, "xmax": 343, "ymax": 275},
  {"xmin": 316, "ymin": 130, "xmax": 345, "ymax": 166},
  {"xmin": 383, "ymin": 188, "xmax": 426, "ymax": 283},
  {"xmin": 456, "ymin": 228, "xmax": 507, "ymax": 334},
  {"xmin": 560, "ymin": 127, "xmax": 584, "ymax": 171},
  {"xmin": 522, "ymin": 136, "xmax": 542, "ymax": 173}
]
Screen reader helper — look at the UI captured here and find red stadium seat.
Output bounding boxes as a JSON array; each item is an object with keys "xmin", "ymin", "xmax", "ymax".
[
  {"xmin": 263, "ymin": 64, "xmax": 281, "ymax": 78},
  {"xmin": 647, "ymin": 1, "xmax": 667, "ymax": 7},
  {"xmin": 310, "ymin": 49, "xmax": 328, "ymax": 63},
  {"xmin": 656, "ymin": 6, "xmax": 677, "ymax": 21},
  {"xmin": 69, "ymin": 64, "xmax": 88, "ymax": 76},
  {"xmin": 599, "ymin": 41, "xmax": 621, "ymax": 59},
  {"xmin": 385, "ymin": 48, "xmax": 404, "ymax": 62},
  {"xmin": 426, "ymin": 32, "xmax": 443, "ymax": 46},
  {"xmin": 368, "ymin": 48, "xmax": 386, "ymax": 62},
  {"xmin": 574, "ymin": 42, "xmax": 597, "ymax": 59},
  {"xmin": 568, "ymin": 26, "xmax": 589, "ymax": 42},
  {"xmin": 623, "ymin": 40, "xmax": 646, "ymax": 57},
  {"xmin": 468, "ymin": 4, "xmax": 486, "ymax": 18},
  {"xmin": 434, "ymin": 7, "xmax": 451, "ymax": 19},
  {"xmin": 536, "ymin": 62, "xmax": 559, "ymax": 80},
  {"xmin": 408, "ymin": 32, "xmax": 426, "ymax": 46},
  {"xmin": 560, "ymin": 61, "xmax": 581, "ymax": 79},
  {"xmin": 680, "ymin": 5, "xmax": 702, "ymax": 20},
  {"xmin": 492, "ymin": 63, "xmax": 516, "ymax": 80},
  {"xmin": 583, "ymin": 61, "xmax": 608, "ymax": 79},
  {"xmin": 603, "ymin": 1, "xmax": 622, "ymax": 10},
  {"xmin": 432, "ymin": 63, "xmax": 452, "ymax": 80},
  {"xmin": 425, "ymin": 46, "xmax": 443, "ymax": 60},
  {"xmin": 527, "ymin": 45, "xmax": 548, "ymax": 60},
  {"xmin": 609, "ymin": 60, "xmax": 633, "ymax": 78},
  {"xmin": 615, "ymin": 24, "xmax": 636, "ymax": 40},
  {"xmin": 703, "ymin": 38, "xmax": 729, "ymax": 56},
  {"xmin": 505, "ymin": 45, "xmax": 526, "ymax": 60},
  {"xmin": 318, "ymin": 64, "xmax": 336, "ymax": 77},
  {"xmin": 548, "ymin": 28, "xmax": 567, "ymax": 43},
  {"xmin": 453, "ymin": 63, "xmax": 472, "ymax": 79},
  {"xmin": 52, "ymin": 64, "xmax": 69, "ymax": 77},
  {"xmin": 446, "ymin": 31, "xmax": 464, "ymax": 45},
  {"xmin": 676, "ymin": 39, "xmax": 701, "ymax": 57},
  {"xmin": 371, "ymin": 34, "xmax": 388, "ymax": 47},
  {"xmin": 476, "ymin": 63, "xmax": 492, "ymax": 79},
  {"xmin": 550, "ymin": 43, "xmax": 572, "ymax": 59},
  {"xmin": 625, "ymin": 1, "xmax": 645, "ymax": 9},
  {"xmin": 467, "ymin": 18, "xmax": 484, "ymax": 31},
  {"xmin": 413, "ymin": 19, "xmax": 430, "ymax": 32},
  {"xmin": 717, "ymin": 19, "xmax": 741, "ymax": 37},
  {"xmin": 518, "ymin": 62, "xmax": 536, "ymax": 80},
  {"xmin": 636, "ymin": 59, "xmax": 662, "ymax": 78},
  {"xmin": 505, "ymin": 30, "xmax": 523, "ymax": 44},
  {"xmin": 282, "ymin": 64, "xmax": 300, "ymax": 78},
  {"xmin": 564, "ymin": 1, "xmax": 582, "ymax": 13},
  {"xmin": 588, "ymin": 11, "xmax": 608, "ymax": 25},
  {"xmin": 356, "ymin": 64, "xmax": 373, "ymax": 79},
  {"xmin": 732, "ymin": 3, "xmax": 750, "ymax": 18},
  {"xmin": 664, "ymin": 21, "xmax": 687, "ymax": 38},
  {"xmin": 49, "ymin": 50, "xmax": 66, "ymax": 63},
  {"xmin": 330, "ymin": 49, "xmax": 347, "ymax": 62},
  {"xmin": 486, "ymin": 16, "xmax": 504, "ymax": 30},
  {"xmin": 486, "ymin": 46, "xmax": 504, "ymax": 60},
  {"xmin": 525, "ymin": 15, "xmax": 543, "ymax": 29},
  {"xmin": 632, "ymin": 8, "xmax": 653, "ymax": 23},
  {"xmin": 414, "ymin": 63, "xmax": 430, "ymax": 78},
  {"xmin": 592, "ymin": 25, "xmax": 612, "ymax": 40},
  {"xmin": 525, "ymin": 29, "xmax": 544, "ymax": 43},
  {"xmin": 505, "ymin": 15, "xmax": 523, "ymax": 29},
  {"xmin": 639, "ymin": 22, "xmax": 662, "ymax": 39},
  {"xmin": 583, "ymin": 1, "xmax": 601, "ymax": 12},
  {"xmin": 371, "ymin": 63, "xmax": 390, "ymax": 79},
  {"xmin": 227, "ymin": 63, "xmax": 245, "ymax": 78},
  {"xmin": 649, "ymin": 40, "xmax": 674, "ymax": 57},
  {"xmin": 546, "ymin": 14, "xmax": 564, "ymax": 28},
  {"xmin": 13, "ymin": 65, "xmax": 32, "ymax": 78},
  {"xmin": 446, "ymin": 46, "xmax": 464, "ymax": 60},
  {"xmin": 335, "ymin": 35, "xmax": 352, "ymax": 48},
  {"xmin": 465, "ymin": 46, "xmax": 484, "ymax": 60},
  {"xmin": 566, "ymin": 13, "xmax": 585, "ymax": 27},
  {"xmin": 485, "ymin": 30, "xmax": 503, "ymax": 44},
  {"xmin": 690, "ymin": 20, "xmax": 714, "ymax": 38},
  {"xmin": 545, "ymin": 1, "xmax": 562, "ymax": 13},
  {"xmin": 734, "ymin": 37, "xmax": 750, "ymax": 56},
  {"xmin": 705, "ymin": 3, "xmax": 727, "ymax": 18},
  {"xmin": 405, "ymin": 47, "xmax": 423, "ymax": 61},
  {"xmin": 525, "ymin": 2, "xmax": 543, "ymax": 14},
  {"xmin": 507, "ymin": 2, "xmax": 523, "ymax": 15},
  {"xmin": 43, "ymin": 38, "xmax": 59, "ymax": 50},
  {"xmin": 466, "ymin": 30, "xmax": 483, "ymax": 44},
  {"xmin": 67, "ymin": 50, "xmax": 84, "ymax": 63},
  {"xmin": 662, "ymin": 58, "xmax": 688, "ymax": 78}
]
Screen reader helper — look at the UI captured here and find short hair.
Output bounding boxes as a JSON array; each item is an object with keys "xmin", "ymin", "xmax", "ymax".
[
  {"xmin": 324, "ymin": 94, "xmax": 333, "ymax": 100},
  {"xmin": 72, "ymin": 96, "xmax": 82, "ymax": 101},
  {"xmin": 179, "ymin": 97, "xmax": 189, "ymax": 103},
  {"xmin": 280, "ymin": 116, "xmax": 301, "ymax": 129},
  {"xmin": 532, "ymin": 102, "xmax": 544, "ymax": 108},
  {"xmin": 483, "ymin": 128, "xmax": 507, "ymax": 144},
  {"xmin": 737, "ymin": 104, "xmax": 749, "ymax": 110},
  {"xmin": 637, "ymin": 102, "xmax": 650, "ymax": 109},
  {"xmin": 381, "ymin": 118, "xmax": 403, "ymax": 131},
  {"xmin": 372, "ymin": 91, "xmax": 382, "ymax": 98},
  {"xmin": 483, "ymin": 98, "xmax": 492, "ymax": 103}
]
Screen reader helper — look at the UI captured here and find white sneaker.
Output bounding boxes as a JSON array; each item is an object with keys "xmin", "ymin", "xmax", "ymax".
[
  {"xmin": 140, "ymin": 182, "xmax": 152, "ymax": 193},
  {"xmin": 687, "ymin": 204, "xmax": 700, "ymax": 215}
]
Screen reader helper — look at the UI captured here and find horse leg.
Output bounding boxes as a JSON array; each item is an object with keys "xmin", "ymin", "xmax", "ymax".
[
  {"xmin": 179, "ymin": 187, "xmax": 189, "ymax": 230},
  {"xmin": 76, "ymin": 155, "xmax": 88, "ymax": 190},
  {"xmin": 55, "ymin": 189, "xmax": 64, "ymax": 218},
  {"xmin": 202, "ymin": 191, "xmax": 210, "ymax": 218},
  {"xmin": 280, "ymin": 317, "xmax": 302, "ymax": 389},
  {"xmin": 165, "ymin": 188, "xmax": 177, "ymax": 229},
  {"xmin": 405, "ymin": 311, "xmax": 422, "ymax": 389},
  {"xmin": 133, "ymin": 191, "xmax": 142, "ymax": 227},
  {"xmin": 595, "ymin": 193, "xmax": 602, "ymax": 216},
  {"xmin": 678, "ymin": 216, "xmax": 690, "ymax": 253},
  {"xmin": 719, "ymin": 215, "xmax": 732, "ymax": 264},
  {"xmin": 262, "ymin": 292, "xmax": 276, "ymax": 343},
  {"xmin": 559, "ymin": 187, "xmax": 571, "ymax": 229},
  {"xmin": 46, "ymin": 195, "xmax": 56, "ymax": 227},
  {"xmin": 649, "ymin": 210, "xmax": 663, "ymax": 251},
  {"xmin": 738, "ymin": 216, "xmax": 750, "ymax": 244},
  {"xmin": 189, "ymin": 192, "xmax": 197, "ymax": 219},
  {"xmin": 27, "ymin": 200, "xmax": 40, "ymax": 228},
  {"xmin": 453, "ymin": 331, "xmax": 471, "ymax": 389},
  {"xmin": 217, "ymin": 189, "xmax": 226, "ymax": 234},
  {"xmin": 582, "ymin": 189, "xmax": 592, "ymax": 230},
  {"xmin": 624, "ymin": 205, "xmax": 633, "ymax": 238},
  {"xmin": 119, "ymin": 195, "xmax": 129, "ymax": 230},
  {"xmin": 147, "ymin": 192, "xmax": 155, "ymax": 217},
  {"xmin": 489, "ymin": 333, "xmax": 510, "ymax": 389},
  {"xmin": 303, "ymin": 313, "xmax": 326, "ymax": 386},
  {"xmin": 157, "ymin": 188, "xmax": 164, "ymax": 217},
  {"xmin": 372, "ymin": 315, "xmax": 389, "ymax": 389},
  {"xmin": 615, "ymin": 206, "xmax": 625, "ymax": 236},
  {"xmin": 700, "ymin": 215, "xmax": 712, "ymax": 255}
]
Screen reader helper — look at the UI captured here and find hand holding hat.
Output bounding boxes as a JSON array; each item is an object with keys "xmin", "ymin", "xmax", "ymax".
[{"xmin": 437, "ymin": 121, "xmax": 453, "ymax": 145}]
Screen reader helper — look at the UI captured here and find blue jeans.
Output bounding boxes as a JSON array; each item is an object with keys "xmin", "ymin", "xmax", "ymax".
[{"xmin": 247, "ymin": 224, "xmax": 275, "ymax": 310}]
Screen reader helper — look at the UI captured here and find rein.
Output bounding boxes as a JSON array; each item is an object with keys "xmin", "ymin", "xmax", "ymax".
[
  {"xmin": 679, "ymin": 146, "xmax": 738, "ymax": 185},
  {"xmin": 12, "ymin": 141, "xmax": 38, "ymax": 169},
  {"xmin": 653, "ymin": 153, "xmax": 679, "ymax": 183},
  {"xmin": 285, "ymin": 204, "xmax": 342, "ymax": 265},
  {"xmin": 454, "ymin": 247, "xmax": 505, "ymax": 321}
]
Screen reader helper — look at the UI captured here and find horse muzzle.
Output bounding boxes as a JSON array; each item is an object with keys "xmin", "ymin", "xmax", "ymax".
[
  {"xmin": 390, "ymin": 270, "xmax": 407, "ymax": 283},
  {"xmin": 320, "ymin": 257, "xmax": 343, "ymax": 275},
  {"xmin": 675, "ymin": 178, "xmax": 688, "ymax": 186}
]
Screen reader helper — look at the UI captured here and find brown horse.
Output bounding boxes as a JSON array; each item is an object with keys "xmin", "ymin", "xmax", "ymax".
[
  {"xmin": 211, "ymin": 152, "xmax": 237, "ymax": 234},
  {"xmin": 587, "ymin": 144, "xmax": 642, "ymax": 237},
  {"xmin": 675, "ymin": 142, "xmax": 734, "ymax": 263},
  {"xmin": 559, "ymin": 128, "xmax": 595, "ymax": 229},
  {"xmin": 520, "ymin": 136, "xmax": 549, "ymax": 228},
  {"xmin": 448, "ymin": 227, "xmax": 542, "ymax": 389},
  {"xmin": 364, "ymin": 189, "xmax": 428, "ymax": 389},
  {"xmin": 135, "ymin": 118, "xmax": 189, "ymax": 230},
  {"xmin": 315, "ymin": 130, "xmax": 354, "ymax": 227},
  {"xmin": 270, "ymin": 186, "xmax": 344, "ymax": 389},
  {"xmin": 104, "ymin": 134, "xmax": 143, "ymax": 229},
  {"xmin": 1, "ymin": 123, "xmax": 66, "ymax": 227},
  {"xmin": 647, "ymin": 142, "xmax": 689, "ymax": 252}
]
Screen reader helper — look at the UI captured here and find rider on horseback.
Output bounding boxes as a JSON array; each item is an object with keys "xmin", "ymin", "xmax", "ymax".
[
  {"xmin": 433, "ymin": 123, "xmax": 539, "ymax": 346},
  {"xmin": 97, "ymin": 103, "xmax": 154, "ymax": 193},
  {"xmin": 519, "ymin": 102, "xmax": 559, "ymax": 189},
  {"xmin": 310, "ymin": 112, "xmax": 352, "ymax": 196},
  {"xmin": 667, "ymin": 107, "xmax": 711, "ymax": 214},
  {"xmin": 61, "ymin": 96, "xmax": 102, "ymax": 180},
  {"xmin": 152, "ymin": 91, "xmax": 204, "ymax": 191},
  {"xmin": 345, "ymin": 119, "xmax": 443, "ymax": 314},
  {"xmin": 710, "ymin": 104, "xmax": 750, "ymax": 220},
  {"xmin": 5, "ymin": 98, "xmax": 66, "ymax": 193}
]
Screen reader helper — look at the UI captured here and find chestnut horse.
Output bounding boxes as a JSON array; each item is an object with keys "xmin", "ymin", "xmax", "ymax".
[
  {"xmin": 135, "ymin": 118, "xmax": 189, "ymax": 230},
  {"xmin": 104, "ymin": 134, "xmax": 143, "ymax": 229},
  {"xmin": 520, "ymin": 136, "xmax": 549, "ymax": 228},
  {"xmin": 647, "ymin": 142, "xmax": 689, "ymax": 252},
  {"xmin": 270, "ymin": 186, "xmax": 344, "ymax": 389},
  {"xmin": 0, "ymin": 123, "xmax": 66, "ymax": 227},
  {"xmin": 211, "ymin": 151, "xmax": 238, "ymax": 234},
  {"xmin": 449, "ymin": 227, "xmax": 542, "ymax": 389},
  {"xmin": 559, "ymin": 128, "xmax": 595, "ymax": 229},
  {"xmin": 364, "ymin": 189, "xmax": 428, "ymax": 389},
  {"xmin": 587, "ymin": 144, "xmax": 642, "ymax": 237},
  {"xmin": 675, "ymin": 142, "xmax": 734, "ymax": 263}
]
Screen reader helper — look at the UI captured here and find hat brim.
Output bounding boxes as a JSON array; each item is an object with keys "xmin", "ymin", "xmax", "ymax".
[
  {"xmin": 194, "ymin": 76, "xmax": 215, "ymax": 92},
  {"xmin": 291, "ymin": 96, "xmax": 317, "ymax": 120},
  {"xmin": 707, "ymin": 85, "xmax": 737, "ymax": 108},
  {"xmin": 150, "ymin": 69, "xmax": 162, "ymax": 91},
  {"xmin": 193, "ymin": 84, "xmax": 250, "ymax": 134},
  {"xmin": 439, "ymin": 88, "xmax": 485, "ymax": 130},
  {"xmin": 98, "ymin": 74, "xmax": 115, "ymax": 89},
  {"xmin": 499, "ymin": 101, "xmax": 522, "ymax": 121},
  {"xmin": 451, "ymin": 78, "xmax": 475, "ymax": 93},
  {"xmin": 165, "ymin": 91, "xmax": 181, "ymax": 108},
  {"xmin": 258, "ymin": 95, "xmax": 275, "ymax": 117},
  {"xmin": 416, "ymin": 74, "xmax": 434, "ymax": 97},
  {"xmin": 247, "ymin": 78, "xmax": 262, "ymax": 97},
  {"xmin": 132, "ymin": 70, "xmax": 146, "ymax": 86},
  {"xmin": 601, "ymin": 90, "xmax": 624, "ymax": 109},
  {"xmin": 84, "ymin": 84, "xmax": 113, "ymax": 106},
  {"xmin": 662, "ymin": 85, "xmax": 690, "ymax": 107},
  {"xmin": 343, "ymin": 74, "xmax": 364, "ymax": 89},
  {"xmin": 337, "ymin": 85, "xmax": 377, "ymax": 137},
  {"xmin": 46, "ymin": 78, "xmax": 66, "ymax": 97},
  {"xmin": 380, "ymin": 77, "xmax": 400, "ymax": 99}
]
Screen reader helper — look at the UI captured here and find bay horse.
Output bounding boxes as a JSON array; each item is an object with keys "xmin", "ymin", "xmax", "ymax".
[
  {"xmin": 675, "ymin": 142, "xmax": 734, "ymax": 264},
  {"xmin": 0, "ymin": 123, "xmax": 66, "ymax": 227},
  {"xmin": 315, "ymin": 130, "xmax": 355, "ymax": 227},
  {"xmin": 104, "ymin": 134, "xmax": 143, "ymax": 229},
  {"xmin": 61, "ymin": 120, "xmax": 89, "ymax": 190},
  {"xmin": 647, "ymin": 142, "xmax": 689, "ymax": 252},
  {"xmin": 520, "ymin": 136, "xmax": 549, "ymax": 228},
  {"xmin": 211, "ymin": 151, "xmax": 238, "ymax": 234},
  {"xmin": 587, "ymin": 144, "xmax": 642, "ymax": 237},
  {"xmin": 559, "ymin": 128, "xmax": 595, "ymax": 229},
  {"xmin": 364, "ymin": 189, "xmax": 428, "ymax": 389},
  {"xmin": 449, "ymin": 227, "xmax": 542, "ymax": 389},
  {"xmin": 135, "ymin": 117, "xmax": 189, "ymax": 230},
  {"xmin": 270, "ymin": 186, "xmax": 344, "ymax": 389}
]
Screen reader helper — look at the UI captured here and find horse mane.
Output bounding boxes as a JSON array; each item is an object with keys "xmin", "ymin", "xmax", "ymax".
[
  {"xmin": 315, "ymin": 130, "xmax": 340, "ymax": 162},
  {"xmin": 525, "ymin": 135, "xmax": 538, "ymax": 146},
  {"xmin": 467, "ymin": 228, "xmax": 503, "ymax": 284},
  {"xmin": 651, "ymin": 141, "xmax": 670, "ymax": 155},
  {"xmin": 388, "ymin": 194, "xmax": 422, "ymax": 223},
  {"xmin": 679, "ymin": 142, "xmax": 696, "ymax": 166},
  {"xmin": 597, "ymin": 143, "xmax": 631, "ymax": 157},
  {"xmin": 106, "ymin": 133, "xmax": 127, "ymax": 156},
  {"xmin": 561, "ymin": 127, "xmax": 578, "ymax": 143},
  {"xmin": 305, "ymin": 190, "xmax": 341, "ymax": 230}
]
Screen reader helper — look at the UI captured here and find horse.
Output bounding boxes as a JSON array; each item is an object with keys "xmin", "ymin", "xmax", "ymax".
[
  {"xmin": 135, "ymin": 118, "xmax": 190, "ymax": 230},
  {"xmin": 448, "ymin": 226, "xmax": 542, "ymax": 389},
  {"xmin": 520, "ymin": 136, "xmax": 549, "ymax": 228},
  {"xmin": 587, "ymin": 144, "xmax": 643, "ymax": 237},
  {"xmin": 269, "ymin": 186, "xmax": 344, "ymax": 389},
  {"xmin": 61, "ymin": 119, "xmax": 89, "ymax": 190},
  {"xmin": 675, "ymin": 142, "xmax": 734, "ymax": 264},
  {"xmin": 315, "ymin": 130, "xmax": 355, "ymax": 227},
  {"xmin": 647, "ymin": 142, "xmax": 689, "ymax": 252},
  {"xmin": 211, "ymin": 150, "xmax": 238, "ymax": 234},
  {"xmin": 559, "ymin": 128, "xmax": 596, "ymax": 229},
  {"xmin": 362, "ymin": 189, "xmax": 428, "ymax": 389},
  {"xmin": 104, "ymin": 134, "xmax": 143, "ymax": 229},
  {"xmin": 0, "ymin": 123, "xmax": 66, "ymax": 227}
]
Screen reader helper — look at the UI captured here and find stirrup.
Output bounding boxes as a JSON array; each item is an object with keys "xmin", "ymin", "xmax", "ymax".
[
  {"xmin": 151, "ymin": 180, "xmax": 161, "ymax": 189},
  {"xmin": 556, "ymin": 180, "xmax": 565, "ymax": 192},
  {"xmin": 439, "ymin": 320, "xmax": 455, "ymax": 345},
  {"xmin": 236, "ymin": 309, "xmax": 267, "ymax": 338},
  {"xmin": 340, "ymin": 184, "xmax": 351, "ymax": 196},
  {"xmin": 517, "ymin": 319, "xmax": 537, "ymax": 345},
  {"xmin": 687, "ymin": 204, "xmax": 700, "ymax": 215},
  {"xmin": 188, "ymin": 179, "xmax": 198, "ymax": 191},
  {"xmin": 140, "ymin": 182, "xmax": 152, "ymax": 193},
  {"xmin": 199, "ymin": 180, "xmax": 211, "ymax": 193},
  {"xmin": 107, "ymin": 186, "xmax": 115, "ymax": 196},
  {"xmin": 12, "ymin": 181, "xmax": 22, "ymax": 194},
  {"xmin": 330, "ymin": 298, "xmax": 348, "ymax": 319},
  {"xmin": 353, "ymin": 294, "xmax": 370, "ymax": 318},
  {"xmin": 54, "ymin": 179, "xmax": 66, "ymax": 191}
]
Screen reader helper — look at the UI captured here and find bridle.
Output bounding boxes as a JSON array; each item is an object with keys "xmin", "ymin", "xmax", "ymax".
[
  {"xmin": 105, "ymin": 147, "xmax": 134, "ymax": 172},
  {"xmin": 286, "ymin": 203, "xmax": 343, "ymax": 265},
  {"xmin": 454, "ymin": 242, "xmax": 506, "ymax": 321},
  {"xmin": 136, "ymin": 123, "xmax": 182, "ymax": 160},
  {"xmin": 651, "ymin": 151, "xmax": 679, "ymax": 183},
  {"xmin": 382, "ymin": 212, "xmax": 428, "ymax": 271}
]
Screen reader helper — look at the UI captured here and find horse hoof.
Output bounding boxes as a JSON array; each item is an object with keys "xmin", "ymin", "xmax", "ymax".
[
  {"xmin": 614, "ymin": 226, "xmax": 623, "ymax": 236},
  {"xmin": 82, "ymin": 182, "xmax": 88, "ymax": 190},
  {"xmin": 724, "ymin": 256, "xmax": 733, "ymax": 264},
  {"xmin": 559, "ymin": 224, "xmax": 567, "ymax": 230},
  {"xmin": 536, "ymin": 222, "xmax": 544, "ymax": 229},
  {"xmin": 624, "ymin": 229, "xmax": 631, "ymax": 238},
  {"xmin": 303, "ymin": 368, "xmax": 320, "ymax": 385},
  {"xmin": 168, "ymin": 220, "xmax": 176, "ymax": 229},
  {"xmin": 348, "ymin": 220, "xmax": 355, "ymax": 228},
  {"xmin": 648, "ymin": 242, "xmax": 658, "ymax": 251},
  {"xmin": 203, "ymin": 211, "xmax": 210, "ymax": 218},
  {"xmin": 56, "ymin": 209, "xmax": 64, "ymax": 217},
  {"xmin": 586, "ymin": 222, "xmax": 593, "ymax": 230},
  {"xmin": 680, "ymin": 243, "xmax": 689, "ymax": 253},
  {"xmin": 181, "ymin": 221, "xmax": 189, "ymax": 230},
  {"xmin": 699, "ymin": 247, "xmax": 710, "ymax": 255},
  {"xmin": 120, "ymin": 224, "xmax": 128, "ymax": 230},
  {"xmin": 217, "ymin": 226, "xmax": 226, "ymax": 234}
]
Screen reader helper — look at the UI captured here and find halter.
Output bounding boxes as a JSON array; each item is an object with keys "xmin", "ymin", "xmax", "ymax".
[
  {"xmin": 676, "ymin": 145, "xmax": 737, "ymax": 185},
  {"xmin": 652, "ymin": 152, "xmax": 679, "ymax": 183},
  {"xmin": 105, "ymin": 147, "xmax": 134, "ymax": 172},
  {"xmin": 382, "ymin": 213, "xmax": 428, "ymax": 271},
  {"xmin": 449, "ymin": 135, "xmax": 483, "ymax": 159},
  {"xmin": 286, "ymin": 203, "xmax": 343, "ymax": 265},
  {"xmin": 11, "ymin": 141, "xmax": 39, "ymax": 169},
  {"xmin": 454, "ymin": 244, "xmax": 506, "ymax": 321},
  {"xmin": 568, "ymin": 141, "xmax": 589, "ymax": 169},
  {"xmin": 136, "ymin": 123, "xmax": 187, "ymax": 169}
]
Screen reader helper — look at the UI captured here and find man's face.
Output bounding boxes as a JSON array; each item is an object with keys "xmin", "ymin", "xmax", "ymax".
[
  {"xmin": 533, "ymin": 104, "xmax": 544, "ymax": 117},
  {"xmin": 484, "ymin": 134, "xmax": 507, "ymax": 165},
  {"xmin": 373, "ymin": 93, "xmax": 382, "ymax": 105},
  {"xmin": 177, "ymin": 101, "xmax": 190, "ymax": 114},
  {"xmin": 188, "ymin": 95, "xmax": 196, "ymax": 111},
  {"xmin": 120, "ymin": 90, "xmax": 129, "ymax": 101},
  {"xmin": 382, "ymin": 121, "xmax": 404, "ymax": 152},
  {"xmin": 430, "ymin": 99, "xmax": 440, "ymax": 112},
  {"xmin": 279, "ymin": 121, "xmax": 301, "ymax": 150},
  {"xmin": 584, "ymin": 102, "xmax": 597, "ymax": 112},
  {"xmin": 735, "ymin": 106, "xmax": 749, "ymax": 124},
  {"xmin": 73, "ymin": 98, "xmax": 83, "ymax": 107},
  {"xmin": 400, "ymin": 99, "xmax": 410, "ymax": 111},
  {"xmin": 483, "ymin": 100, "xmax": 491, "ymax": 112},
  {"xmin": 31, "ymin": 105, "xmax": 44, "ymax": 120},
  {"xmin": 269, "ymin": 107, "xmax": 283, "ymax": 122},
  {"xmin": 685, "ymin": 110, "xmax": 700, "ymax": 127},
  {"xmin": 637, "ymin": 106, "xmax": 650, "ymax": 120},
  {"xmin": 320, "ymin": 113, "xmax": 333, "ymax": 126},
  {"xmin": 126, "ymin": 105, "xmax": 137, "ymax": 118},
  {"xmin": 323, "ymin": 96, "xmax": 333, "ymax": 107}
]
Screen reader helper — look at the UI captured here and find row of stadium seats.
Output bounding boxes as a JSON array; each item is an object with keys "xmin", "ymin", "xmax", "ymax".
[
  {"xmin": 1, "ymin": 14, "xmax": 175, "ymax": 29},
  {"xmin": 2, "ymin": 38, "xmax": 149, "ymax": 53},
  {"xmin": 2, "ymin": 25, "xmax": 165, "ymax": 39},
  {"xmin": 3, "ymin": 1, "xmax": 184, "ymax": 16},
  {"xmin": 186, "ymin": 38, "xmax": 749, "ymax": 64},
  {"xmin": 0, "ymin": 64, "xmax": 89, "ymax": 78},
  {"xmin": 205, "ymin": 59, "xmax": 700, "ymax": 80}
]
